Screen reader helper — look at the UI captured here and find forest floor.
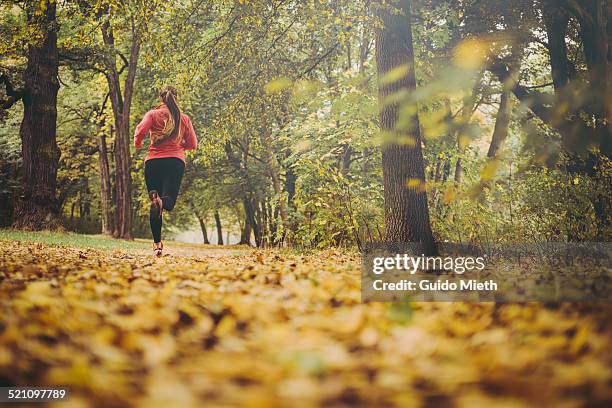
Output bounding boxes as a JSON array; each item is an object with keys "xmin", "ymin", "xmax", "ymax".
[{"xmin": 0, "ymin": 231, "xmax": 611, "ymax": 408}]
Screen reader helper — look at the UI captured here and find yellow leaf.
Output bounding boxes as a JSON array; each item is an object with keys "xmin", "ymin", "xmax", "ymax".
[
  {"xmin": 379, "ymin": 64, "xmax": 409, "ymax": 86},
  {"xmin": 442, "ymin": 185, "xmax": 458, "ymax": 203},
  {"xmin": 406, "ymin": 178, "xmax": 424, "ymax": 191},
  {"xmin": 453, "ymin": 37, "xmax": 490, "ymax": 69},
  {"xmin": 264, "ymin": 78, "xmax": 292, "ymax": 94},
  {"xmin": 480, "ymin": 159, "xmax": 500, "ymax": 181}
]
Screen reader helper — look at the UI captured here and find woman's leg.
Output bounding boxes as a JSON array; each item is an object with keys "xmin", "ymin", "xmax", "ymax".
[
  {"xmin": 144, "ymin": 160, "xmax": 163, "ymax": 244},
  {"xmin": 160, "ymin": 158, "xmax": 185, "ymax": 212}
]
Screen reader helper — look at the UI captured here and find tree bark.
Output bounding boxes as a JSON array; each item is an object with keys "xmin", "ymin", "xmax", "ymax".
[
  {"xmin": 101, "ymin": 21, "xmax": 141, "ymax": 239},
  {"xmin": 492, "ymin": 0, "xmax": 610, "ymax": 158},
  {"xmin": 239, "ymin": 214, "xmax": 252, "ymax": 245},
  {"xmin": 244, "ymin": 197, "xmax": 262, "ymax": 247},
  {"xmin": 488, "ymin": 45, "xmax": 521, "ymax": 158},
  {"xmin": 197, "ymin": 215, "xmax": 210, "ymax": 244},
  {"xmin": 97, "ymin": 126, "xmax": 114, "ymax": 234},
  {"xmin": 542, "ymin": 3, "xmax": 573, "ymax": 91},
  {"xmin": 260, "ymin": 125, "xmax": 287, "ymax": 235},
  {"xmin": 214, "ymin": 210, "xmax": 223, "ymax": 245},
  {"xmin": 224, "ymin": 141, "xmax": 263, "ymax": 247},
  {"xmin": 375, "ymin": 0, "xmax": 436, "ymax": 254},
  {"xmin": 454, "ymin": 82, "xmax": 478, "ymax": 183},
  {"xmin": 574, "ymin": 0, "xmax": 610, "ymax": 156},
  {"xmin": 12, "ymin": 1, "xmax": 61, "ymax": 230},
  {"xmin": 487, "ymin": 90, "xmax": 512, "ymax": 158}
]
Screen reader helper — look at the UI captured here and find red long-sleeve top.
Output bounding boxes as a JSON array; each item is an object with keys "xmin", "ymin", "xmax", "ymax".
[{"xmin": 134, "ymin": 104, "xmax": 198, "ymax": 162}]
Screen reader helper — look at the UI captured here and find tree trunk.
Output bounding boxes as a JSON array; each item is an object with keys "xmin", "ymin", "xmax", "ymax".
[
  {"xmin": 488, "ymin": 45, "xmax": 521, "ymax": 158},
  {"xmin": 284, "ymin": 158, "xmax": 297, "ymax": 243},
  {"xmin": 442, "ymin": 159, "xmax": 451, "ymax": 182},
  {"xmin": 375, "ymin": 0, "xmax": 436, "ymax": 254},
  {"xmin": 243, "ymin": 197, "xmax": 262, "ymax": 247},
  {"xmin": 97, "ymin": 128, "xmax": 114, "ymax": 234},
  {"xmin": 453, "ymin": 158, "xmax": 463, "ymax": 184},
  {"xmin": 433, "ymin": 156, "xmax": 441, "ymax": 182},
  {"xmin": 224, "ymin": 141, "xmax": 262, "ymax": 246},
  {"xmin": 12, "ymin": 1, "xmax": 61, "ymax": 230},
  {"xmin": 197, "ymin": 215, "xmax": 210, "ymax": 244},
  {"xmin": 260, "ymin": 125, "xmax": 287, "ymax": 232},
  {"xmin": 543, "ymin": 3, "xmax": 573, "ymax": 91},
  {"xmin": 575, "ymin": 0, "xmax": 610, "ymax": 156},
  {"xmin": 359, "ymin": 17, "xmax": 372, "ymax": 74},
  {"xmin": 492, "ymin": 0, "xmax": 610, "ymax": 158},
  {"xmin": 487, "ymin": 90, "xmax": 512, "ymax": 157},
  {"xmin": 214, "ymin": 210, "xmax": 223, "ymax": 245},
  {"xmin": 101, "ymin": 21, "xmax": 141, "ymax": 239},
  {"xmin": 239, "ymin": 214, "xmax": 252, "ymax": 245},
  {"xmin": 454, "ymin": 83, "xmax": 478, "ymax": 184}
]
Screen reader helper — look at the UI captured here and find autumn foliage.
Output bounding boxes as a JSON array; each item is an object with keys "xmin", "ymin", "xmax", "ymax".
[{"xmin": 1, "ymin": 239, "xmax": 610, "ymax": 406}]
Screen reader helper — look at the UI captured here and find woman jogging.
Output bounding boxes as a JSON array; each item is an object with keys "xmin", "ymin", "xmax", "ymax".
[{"xmin": 134, "ymin": 86, "xmax": 197, "ymax": 257}]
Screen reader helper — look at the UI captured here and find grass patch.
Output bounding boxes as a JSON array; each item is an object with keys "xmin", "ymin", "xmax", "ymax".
[{"xmin": 0, "ymin": 229, "xmax": 150, "ymax": 251}]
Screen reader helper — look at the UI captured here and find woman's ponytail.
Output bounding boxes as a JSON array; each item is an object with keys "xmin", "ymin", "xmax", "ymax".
[{"xmin": 153, "ymin": 86, "xmax": 182, "ymax": 146}]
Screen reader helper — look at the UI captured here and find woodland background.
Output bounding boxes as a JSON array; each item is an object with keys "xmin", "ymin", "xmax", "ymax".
[{"xmin": 0, "ymin": 0, "xmax": 610, "ymax": 247}]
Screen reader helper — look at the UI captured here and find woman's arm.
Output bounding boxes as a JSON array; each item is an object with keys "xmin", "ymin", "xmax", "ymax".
[
  {"xmin": 134, "ymin": 111, "xmax": 153, "ymax": 148},
  {"xmin": 182, "ymin": 117, "xmax": 198, "ymax": 150}
]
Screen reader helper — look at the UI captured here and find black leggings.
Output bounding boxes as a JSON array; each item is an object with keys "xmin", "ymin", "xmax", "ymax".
[{"xmin": 144, "ymin": 157, "xmax": 185, "ymax": 243}]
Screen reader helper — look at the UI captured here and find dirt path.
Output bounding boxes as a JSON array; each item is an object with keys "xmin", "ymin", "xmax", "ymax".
[
  {"xmin": 129, "ymin": 241, "xmax": 252, "ymax": 258},
  {"xmin": 0, "ymin": 239, "xmax": 610, "ymax": 407}
]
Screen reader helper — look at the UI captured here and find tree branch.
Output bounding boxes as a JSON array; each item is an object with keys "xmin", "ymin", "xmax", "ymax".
[
  {"xmin": 0, "ymin": 72, "xmax": 24, "ymax": 110},
  {"xmin": 300, "ymin": 41, "xmax": 341, "ymax": 77}
]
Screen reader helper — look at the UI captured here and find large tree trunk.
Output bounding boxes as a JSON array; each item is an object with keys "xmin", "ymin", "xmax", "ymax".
[
  {"xmin": 101, "ymin": 21, "xmax": 140, "ymax": 239},
  {"xmin": 543, "ymin": 3, "xmax": 573, "ymax": 91},
  {"xmin": 576, "ymin": 0, "xmax": 610, "ymax": 156},
  {"xmin": 12, "ymin": 1, "xmax": 61, "ymax": 230},
  {"xmin": 214, "ymin": 210, "xmax": 224, "ymax": 245},
  {"xmin": 375, "ymin": 0, "xmax": 436, "ymax": 254}
]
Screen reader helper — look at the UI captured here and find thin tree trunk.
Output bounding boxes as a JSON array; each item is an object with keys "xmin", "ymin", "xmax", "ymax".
[
  {"xmin": 359, "ymin": 12, "xmax": 372, "ymax": 75},
  {"xmin": 197, "ymin": 215, "xmax": 210, "ymax": 244},
  {"xmin": 98, "ymin": 128, "xmax": 114, "ymax": 234},
  {"xmin": 433, "ymin": 156, "xmax": 441, "ymax": 182},
  {"xmin": 442, "ymin": 160, "xmax": 451, "ymax": 182},
  {"xmin": 375, "ymin": 0, "xmax": 436, "ymax": 254},
  {"xmin": 283, "ymin": 157, "xmax": 297, "ymax": 244},
  {"xmin": 487, "ymin": 90, "xmax": 512, "ymax": 157},
  {"xmin": 243, "ymin": 197, "xmax": 262, "ymax": 247},
  {"xmin": 214, "ymin": 210, "xmax": 223, "ymax": 245},
  {"xmin": 454, "ymin": 84, "xmax": 478, "ymax": 184},
  {"xmin": 260, "ymin": 125, "xmax": 287, "ymax": 230},
  {"xmin": 12, "ymin": 1, "xmax": 61, "ymax": 230},
  {"xmin": 239, "ymin": 214, "xmax": 251, "ymax": 245}
]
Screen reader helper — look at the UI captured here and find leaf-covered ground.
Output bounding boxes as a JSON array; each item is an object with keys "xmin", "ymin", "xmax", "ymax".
[{"xmin": 0, "ymin": 236, "xmax": 611, "ymax": 407}]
